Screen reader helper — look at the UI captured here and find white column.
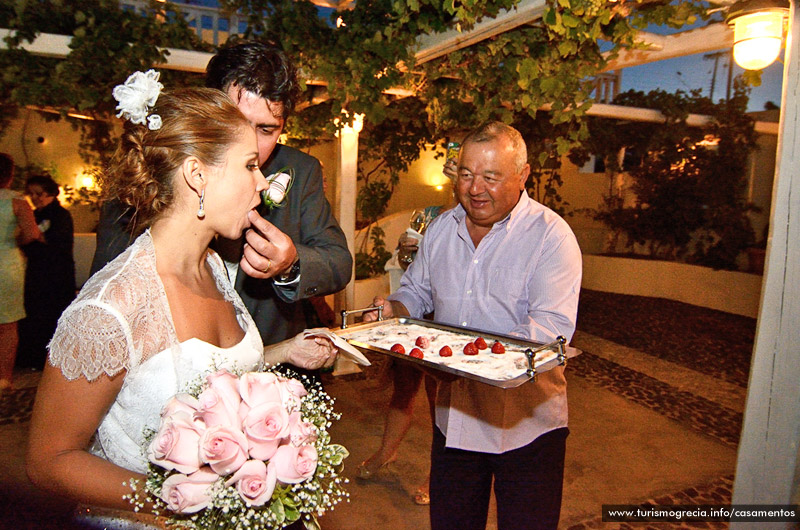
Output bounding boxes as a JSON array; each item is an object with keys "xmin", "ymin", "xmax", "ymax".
[
  {"xmin": 731, "ymin": 1, "xmax": 800, "ymax": 521},
  {"xmin": 333, "ymin": 114, "xmax": 362, "ymax": 320},
  {"xmin": 333, "ymin": 114, "xmax": 362, "ymax": 376}
]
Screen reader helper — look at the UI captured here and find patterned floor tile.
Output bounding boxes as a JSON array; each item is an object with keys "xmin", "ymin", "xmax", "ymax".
[
  {"xmin": 567, "ymin": 475, "xmax": 734, "ymax": 529},
  {"xmin": 577, "ymin": 290, "xmax": 756, "ymax": 387},
  {"xmin": 569, "ymin": 353, "xmax": 742, "ymax": 447},
  {"xmin": 0, "ymin": 386, "xmax": 36, "ymax": 426}
]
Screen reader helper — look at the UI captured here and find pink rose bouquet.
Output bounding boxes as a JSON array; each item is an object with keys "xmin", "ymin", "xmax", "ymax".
[{"xmin": 127, "ymin": 367, "xmax": 349, "ymax": 529}]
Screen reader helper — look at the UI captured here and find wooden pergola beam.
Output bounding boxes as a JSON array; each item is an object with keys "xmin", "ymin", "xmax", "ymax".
[
  {"xmin": 413, "ymin": 0, "xmax": 547, "ymax": 65},
  {"xmin": 602, "ymin": 22, "xmax": 734, "ymax": 72},
  {"xmin": 0, "ymin": 28, "xmax": 214, "ymax": 72}
]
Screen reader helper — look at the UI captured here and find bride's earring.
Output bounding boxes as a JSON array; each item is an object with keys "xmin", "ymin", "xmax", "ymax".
[{"xmin": 197, "ymin": 188, "xmax": 205, "ymax": 219}]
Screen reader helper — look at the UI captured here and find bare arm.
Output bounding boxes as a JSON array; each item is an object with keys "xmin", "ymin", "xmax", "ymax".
[
  {"xmin": 26, "ymin": 364, "xmax": 145, "ymax": 511},
  {"xmin": 263, "ymin": 329, "xmax": 338, "ymax": 370},
  {"xmin": 13, "ymin": 197, "xmax": 42, "ymax": 245}
]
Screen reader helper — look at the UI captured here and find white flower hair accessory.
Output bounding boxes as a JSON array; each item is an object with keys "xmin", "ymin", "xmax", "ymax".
[{"xmin": 113, "ymin": 70, "xmax": 163, "ymax": 130}]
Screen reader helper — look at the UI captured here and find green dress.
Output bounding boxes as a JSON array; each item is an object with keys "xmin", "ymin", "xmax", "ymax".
[{"xmin": 0, "ymin": 189, "xmax": 26, "ymax": 323}]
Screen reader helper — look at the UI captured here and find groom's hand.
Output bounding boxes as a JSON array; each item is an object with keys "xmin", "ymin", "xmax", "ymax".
[{"xmin": 240, "ymin": 210, "xmax": 298, "ymax": 279}]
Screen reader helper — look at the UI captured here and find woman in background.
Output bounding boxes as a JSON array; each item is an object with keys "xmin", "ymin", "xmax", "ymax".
[
  {"xmin": 0, "ymin": 153, "xmax": 42, "ymax": 393},
  {"xmin": 18, "ymin": 175, "xmax": 76, "ymax": 370}
]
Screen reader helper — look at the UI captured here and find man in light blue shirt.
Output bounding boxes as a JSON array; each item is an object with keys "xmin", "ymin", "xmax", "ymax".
[{"xmin": 366, "ymin": 121, "xmax": 582, "ymax": 529}]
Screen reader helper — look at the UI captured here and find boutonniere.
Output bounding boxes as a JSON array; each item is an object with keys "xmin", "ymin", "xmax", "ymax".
[{"xmin": 261, "ymin": 167, "xmax": 295, "ymax": 209}]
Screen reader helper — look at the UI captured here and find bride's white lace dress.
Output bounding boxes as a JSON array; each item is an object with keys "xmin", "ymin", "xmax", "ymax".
[{"xmin": 47, "ymin": 231, "xmax": 264, "ymax": 527}]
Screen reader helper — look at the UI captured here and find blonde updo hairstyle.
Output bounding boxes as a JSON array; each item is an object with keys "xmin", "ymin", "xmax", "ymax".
[{"xmin": 101, "ymin": 87, "xmax": 250, "ymax": 234}]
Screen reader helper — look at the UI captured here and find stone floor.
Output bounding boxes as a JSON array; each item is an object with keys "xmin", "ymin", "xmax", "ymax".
[{"xmin": 0, "ymin": 289, "xmax": 756, "ymax": 529}]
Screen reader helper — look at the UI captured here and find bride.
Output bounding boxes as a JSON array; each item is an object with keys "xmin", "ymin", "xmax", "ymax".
[{"xmin": 26, "ymin": 73, "xmax": 338, "ymax": 521}]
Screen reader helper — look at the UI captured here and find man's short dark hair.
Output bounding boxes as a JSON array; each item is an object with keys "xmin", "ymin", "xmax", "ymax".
[
  {"xmin": 0, "ymin": 153, "xmax": 13, "ymax": 187},
  {"xmin": 205, "ymin": 41, "xmax": 299, "ymax": 119},
  {"xmin": 25, "ymin": 175, "xmax": 60, "ymax": 196}
]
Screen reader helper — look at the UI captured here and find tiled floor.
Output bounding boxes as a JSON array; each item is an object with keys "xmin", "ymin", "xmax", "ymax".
[{"xmin": 0, "ymin": 289, "xmax": 755, "ymax": 529}]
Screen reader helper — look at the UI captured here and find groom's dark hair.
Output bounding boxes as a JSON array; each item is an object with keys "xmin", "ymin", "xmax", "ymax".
[{"xmin": 205, "ymin": 40, "xmax": 299, "ymax": 119}]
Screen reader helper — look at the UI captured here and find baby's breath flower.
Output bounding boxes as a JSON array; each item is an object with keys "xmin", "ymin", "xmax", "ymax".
[{"xmin": 128, "ymin": 364, "xmax": 348, "ymax": 528}]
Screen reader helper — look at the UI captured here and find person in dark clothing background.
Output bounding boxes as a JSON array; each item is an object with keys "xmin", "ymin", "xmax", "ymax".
[{"xmin": 18, "ymin": 175, "xmax": 76, "ymax": 370}]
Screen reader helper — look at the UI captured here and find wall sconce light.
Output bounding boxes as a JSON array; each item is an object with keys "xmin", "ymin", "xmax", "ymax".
[
  {"xmin": 334, "ymin": 112, "xmax": 364, "ymax": 136},
  {"xmin": 77, "ymin": 170, "xmax": 96, "ymax": 189},
  {"xmin": 726, "ymin": 0, "xmax": 790, "ymax": 70},
  {"xmin": 350, "ymin": 113, "xmax": 364, "ymax": 133}
]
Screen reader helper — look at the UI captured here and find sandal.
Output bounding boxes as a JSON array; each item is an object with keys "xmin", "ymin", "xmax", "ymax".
[
  {"xmin": 413, "ymin": 488, "xmax": 430, "ymax": 505},
  {"xmin": 356, "ymin": 457, "xmax": 396, "ymax": 480}
]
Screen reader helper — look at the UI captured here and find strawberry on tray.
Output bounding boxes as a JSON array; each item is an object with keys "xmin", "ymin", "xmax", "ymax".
[{"xmin": 336, "ymin": 319, "xmax": 578, "ymax": 388}]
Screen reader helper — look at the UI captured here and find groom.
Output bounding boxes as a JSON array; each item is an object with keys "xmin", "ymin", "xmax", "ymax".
[{"xmin": 92, "ymin": 42, "xmax": 352, "ymax": 349}]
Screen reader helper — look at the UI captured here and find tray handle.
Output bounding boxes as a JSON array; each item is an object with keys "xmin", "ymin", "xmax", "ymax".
[
  {"xmin": 340, "ymin": 305, "xmax": 384, "ymax": 329},
  {"xmin": 524, "ymin": 336, "xmax": 567, "ymax": 381}
]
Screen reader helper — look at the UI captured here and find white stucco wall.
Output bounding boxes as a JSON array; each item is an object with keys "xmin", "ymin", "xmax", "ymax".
[{"xmin": 582, "ymin": 254, "xmax": 763, "ymax": 318}]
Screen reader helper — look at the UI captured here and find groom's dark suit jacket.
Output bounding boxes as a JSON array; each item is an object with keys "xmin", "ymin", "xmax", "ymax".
[{"xmin": 91, "ymin": 144, "xmax": 352, "ymax": 346}]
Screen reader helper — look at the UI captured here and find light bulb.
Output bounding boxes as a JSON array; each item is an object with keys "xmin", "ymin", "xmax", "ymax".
[{"xmin": 732, "ymin": 11, "xmax": 785, "ymax": 70}]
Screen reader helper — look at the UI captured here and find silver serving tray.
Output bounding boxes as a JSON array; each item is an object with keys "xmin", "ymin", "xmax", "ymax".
[{"xmin": 334, "ymin": 317, "xmax": 581, "ymax": 388}]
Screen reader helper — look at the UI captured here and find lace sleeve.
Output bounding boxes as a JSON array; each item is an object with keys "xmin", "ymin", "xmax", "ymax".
[{"xmin": 48, "ymin": 300, "xmax": 134, "ymax": 381}]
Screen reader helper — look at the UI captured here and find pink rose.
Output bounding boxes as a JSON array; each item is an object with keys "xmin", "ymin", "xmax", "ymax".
[
  {"xmin": 197, "ymin": 387, "xmax": 241, "ymax": 429},
  {"xmin": 206, "ymin": 370, "xmax": 241, "ymax": 402},
  {"xmin": 199, "ymin": 424, "xmax": 249, "ymax": 476},
  {"xmin": 148, "ymin": 411, "xmax": 204, "ymax": 474},
  {"xmin": 242, "ymin": 402, "xmax": 291, "ymax": 460},
  {"xmin": 239, "ymin": 372, "xmax": 283, "ymax": 408},
  {"xmin": 198, "ymin": 371, "xmax": 242, "ymax": 429},
  {"xmin": 278, "ymin": 377, "xmax": 308, "ymax": 411},
  {"xmin": 287, "ymin": 411, "xmax": 318, "ymax": 446},
  {"xmin": 159, "ymin": 467, "xmax": 217, "ymax": 513},
  {"xmin": 225, "ymin": 459, "xmax": 277, "ymax": 507},
  {"xmin": 160, "ymin": 393, "xmax": 201, "ymax": 419},
  {"xmin": 272, "ymin": 444, "xmax": 318, "ymax": 484}
]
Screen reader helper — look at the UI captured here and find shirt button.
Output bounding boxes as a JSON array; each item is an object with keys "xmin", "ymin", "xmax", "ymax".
[
  {"xmin": 473, "ymin": 259, "xmax": 478, "ymax": 264},
  {"xmin": 462, "ymin": 321, "xmax": 468, "ymax": 326}
]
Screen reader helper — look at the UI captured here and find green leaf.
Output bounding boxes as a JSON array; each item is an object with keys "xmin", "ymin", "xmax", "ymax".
[
  {"xmin": 540, "ymin": 77, "xmax": 561, "ymax": 94},
  {"xmin": 557, "ymin": 40, "xmax": 577, "ymax": 56},
  {"xmin": 538, "ymin": 151, "xmax": 549, "ymax": 166},
  {"xmin": 270, "ymin": 499, "xmax": 286, "ymax": 523},
  {"xmin": 328, "ymin": 444, "xmax": 350, "ymax": 466},
  {"xmin": 561, "ymin": 13, "xmax": 580, "ymax": 28},
  {"xmin": 544, "ymin": 8, "xmax": 557, "ymax": 26}
]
